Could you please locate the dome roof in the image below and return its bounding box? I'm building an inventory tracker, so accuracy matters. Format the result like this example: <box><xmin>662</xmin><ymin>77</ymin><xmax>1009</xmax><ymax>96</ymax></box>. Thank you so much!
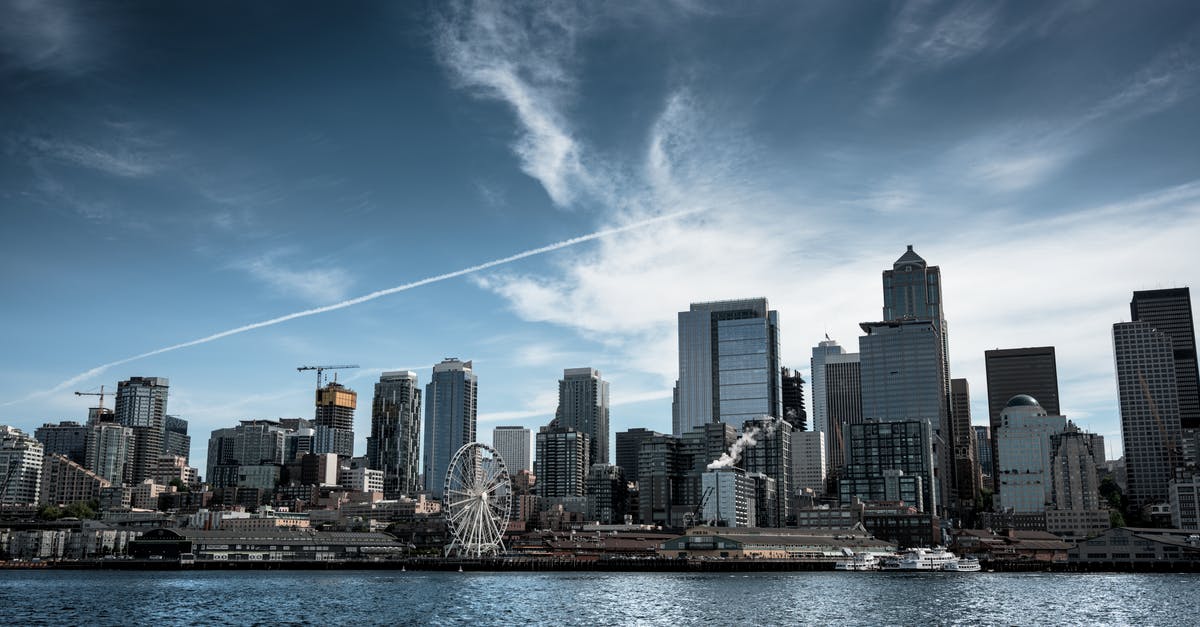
<box><xmin>1005</xmin><ymin>394</ymin><xmax>1041</xmax><ymax>408</ymax></box>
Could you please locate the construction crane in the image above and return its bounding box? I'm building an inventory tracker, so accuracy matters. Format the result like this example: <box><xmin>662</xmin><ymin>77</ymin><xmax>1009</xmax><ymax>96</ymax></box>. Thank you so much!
<box><xmin>687</xmin><ymin>486</ymin><xmax>715</xmax><ymax>528</ymax></box>
<box><xmin>0</xmin><ymin>460</ymin><xmax>18</xmax><ymax>503</ymax></box>
<box><xmin>297</xmin><ymin>364</ymin><xmax>359</xmax><ymax>388</ymax></box>
<box><xmin>75</xmin><ymin>385</ymin><xmax>111</xmax><ymax>419</ymax></box>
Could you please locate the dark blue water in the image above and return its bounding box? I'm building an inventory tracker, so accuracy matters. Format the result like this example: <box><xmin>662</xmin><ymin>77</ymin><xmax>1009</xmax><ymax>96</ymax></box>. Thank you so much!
<box><xmin>0</xmin><ymin>570</ymin><xmax>1196</xmax><ymax>625</ymax></box>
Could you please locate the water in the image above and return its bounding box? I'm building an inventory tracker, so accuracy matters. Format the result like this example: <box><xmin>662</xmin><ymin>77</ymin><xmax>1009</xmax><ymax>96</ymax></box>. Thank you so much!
<box><xmin>0</xmin><ymin>570</ymin><xmax>1196</xmax><ymax>625</ymax></box>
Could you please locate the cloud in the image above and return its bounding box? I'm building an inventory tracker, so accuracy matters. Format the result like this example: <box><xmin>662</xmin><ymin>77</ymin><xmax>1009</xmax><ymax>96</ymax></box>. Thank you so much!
<box><xmin>876</xmin><ymin>1</ymin><xmax>1000</xmax><ymax>70</ymax></box>
<box><xmin>235</xmin><ymin>252</ymin><xmax>355</xmax><ymax>304</ymax></box>
<box><xmin>0</xmin><ymin>0</ymin><xmax>94</xmax><ymax>75</ymax></box>
<box><xmin>1086</xmin><ymin>35</ymin><xmax>1200</xmax><ymax>124</ymax></box>
<box><xmin>27</xmin><ymin>136</ymin><xmax>159</xmax><ymax>178</ymax></box>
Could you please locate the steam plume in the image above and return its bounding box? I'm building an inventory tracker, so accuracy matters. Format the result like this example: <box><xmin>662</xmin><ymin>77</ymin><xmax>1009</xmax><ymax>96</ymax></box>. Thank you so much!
<box><xmin>706</xmin><ymin>416</ymin><xmax>786</xmax><ymax>470</ymax></box>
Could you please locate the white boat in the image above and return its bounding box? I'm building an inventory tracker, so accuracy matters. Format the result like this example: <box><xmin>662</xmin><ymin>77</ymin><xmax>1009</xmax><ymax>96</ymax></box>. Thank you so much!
<box><xmin>943</xmin><ymin>557</ymin><xmax>981</xmax><ymax>572</ymax></box>
<box><xmin>895</xmin><ymin>547</ymin><xmax>960</xmax><ymax>571</ymax></box>
<box><xmin>834</xmin><ymin>552</ymin><xmax>881</xmax><ymax>571</ymax></box>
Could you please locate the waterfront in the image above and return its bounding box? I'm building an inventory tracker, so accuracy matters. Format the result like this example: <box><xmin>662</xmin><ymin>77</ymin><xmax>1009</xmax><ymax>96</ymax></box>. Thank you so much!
<box><xmin>1</xmin><ymin>570</ymin><xmax>1196</xmax><ymax>625</ymax></box>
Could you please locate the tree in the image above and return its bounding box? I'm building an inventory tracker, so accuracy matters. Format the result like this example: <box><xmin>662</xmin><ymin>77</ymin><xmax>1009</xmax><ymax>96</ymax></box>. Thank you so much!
<box><xmin>169</xmin><ymin>478</ymin><xmax>190</xmax><ymax>493</ymax></box>
<box><xmin>37</xmin><ymin>504</ymin><xmax>63</xmax><ymax>521</ymax></box>
<box><xmin>63</xmin><ymin>501</ymin><xmax>97</xmax><ymax>520</ymax></box>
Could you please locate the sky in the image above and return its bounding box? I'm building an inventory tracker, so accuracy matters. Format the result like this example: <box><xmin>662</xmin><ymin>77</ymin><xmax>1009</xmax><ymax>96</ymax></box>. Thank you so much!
<box><xmin>2</xmin><ymin>0</ymin><xmax>1199</xmax><ymax>471</ymax></box>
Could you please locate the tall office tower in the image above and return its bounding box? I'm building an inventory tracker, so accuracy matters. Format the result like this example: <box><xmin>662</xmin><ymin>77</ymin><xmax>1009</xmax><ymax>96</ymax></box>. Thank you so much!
<box><xmin>423</xmin><ymin>358</ymin><xmax>478</xmax><ymax>498</ymax></box>
<box><xmin>85</xmin><ymin>422</ymin><xmax>134</xmax><ymax>486</ymax></box>
<box><xmin>984</xmin><ymin>347</ymin><xmax>1060</xmax><ymax>490</ymax></box>
<box><xmin>34</xmin><ymin>421</ymin><xmax>88</xmax><ymax>465</ymax></box>
<box><xmin>791</xmin><ymin>430</ymin><xmax>826</xmax><ymax>495</ymax></box>
<box><xmin>367</xmin><ymin>371</ymin><xmax>422</xmax><ymax>498</ymax></box>
<box><xmin>1131</xmin><ymin>288</ymin><xmax>1199</xmax><ymax>430</ymax></box>
<box><xmin>163</xmin><ymin>415</ymin><xmax>190</xmax><ymax>462</ymax></box>
<box><xmin>780</xmin><ymin>368</ymin><xmax>807</xmax><ymax>431</ymax></box>
<box><xmin>824</xmin><ymin>353</ymin><xmax>862</xmax><ymax>480</ymax></box>
<box><xmin>314</xmin><ymin>381</ymin><xmax>357</xmax><ymax>458</ymax></box>
<box><xmin>205</xmin><ymin>420</ymin><xmax>289</xmax><ymax>489</ymax></box>
<box><xmin>40</xmin><ymin>454</ymin><xmax>110</xmax><ymax>507</ymax></box>
<box><xmin>586</xmin><ymin>463</ymin><xmax>628</xmax><ymax>524</ymax></box>
<box><xmin>0</xmin><ymin>426</ymin><xmax>43</xmax><ymax>505</ymax></box>
<box><xmin>492</xmin><ymin>426</ymin><xmax>531</xmax><ymax>474</ymax></box>
<box><xmin>950</xmin><ymin>378</ymin><xmax>980</xmax><ymax>506</ymax></box>
<box><xmin>974</xmin><ymin>426</ymin><xmax>994</xmax><ymax>479</ymax></box>
<box><xmin>637</xmin><ymin>433</ymin><xmax>686</xmax><ymax>526</ymax></box>
<box><xmin>556</xmin><ymin>368</ymin><xmax>610</xmax><ymax>464</ymax></box>
<box><xmin>882</xmin><ymin>245</ymin><xmax>949</xmax><ymax>388</ymax></box>
<box><xmin>681</xmin><ymin>422</ymin><xmax>739</xmax><ymax>508</ymax></box>
<box><xmin>534</xmin><ymin>425</ymin><xmax>590</xmax><ymax>498</ymax></box>
<box><xmin>995</xmin><ymin>395</ymin><xmax>1066</xmax><ymax>513</ymax></box>
<box><xmin>615</xmin><ymin>428</ymin><xmax>662</xmax><ymax>484</ymax></box>
<box><xmin>811</xmin><ymin>337</ymin><xmax>848</xmax><ymax>443</ymax></box>
<box><xmin>676</xmin><ymin>298</ymin><xmax>782</xmax><ymax>434</ymax></box>
<box><xmin>115</xmin><ymin>376</ymin><xmax>169</xmax><ymax>484</ymax></box>
<box><xmin>740</xmin><ymin>418</ymin><xmax>792</xmax><ymax>527</ymax></box>
<box><xmin>839</xmin><ymin>421</ymin><xmax>933</xmax><ymax>511</ymax></box>
<box><xmin>859</xmin><ymin>319</ymin><xmax>951</xmax><ymax>515</ymax></box>
<box><xmin>1113</xmin><ymin>321</ymin><xmax>1184</xmax><ymax>510</ymax></box>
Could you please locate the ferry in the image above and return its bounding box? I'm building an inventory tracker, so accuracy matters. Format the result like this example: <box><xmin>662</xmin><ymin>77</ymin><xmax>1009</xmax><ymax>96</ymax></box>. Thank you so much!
<box><xmin>895</xmin><ymin>547</ymin><xmax>960</xmax><ymax>571</ymax></box>
<box><xmin>942</xmin><ymin>557</ymin><xmax>981</xmax><ymax>572</ymax></box>
<box><xmin>834</xmin><ymin>551</ymin><xmax>881</xmax><ymax>571</ymax></box>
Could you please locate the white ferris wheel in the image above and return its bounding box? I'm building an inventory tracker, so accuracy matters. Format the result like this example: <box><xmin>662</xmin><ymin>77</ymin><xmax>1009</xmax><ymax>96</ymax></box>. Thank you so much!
<box><xmin>443</xmin><ymin>442</ymin><xmax>511</xmax><ymax>557</ymax></box>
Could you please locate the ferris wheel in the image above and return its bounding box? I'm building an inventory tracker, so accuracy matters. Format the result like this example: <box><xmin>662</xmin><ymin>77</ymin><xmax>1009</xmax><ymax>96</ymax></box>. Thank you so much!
<box><xmin>443</xmin><ymin>442</ymin><xmax>511</xmax><ymax>557</ymax></box>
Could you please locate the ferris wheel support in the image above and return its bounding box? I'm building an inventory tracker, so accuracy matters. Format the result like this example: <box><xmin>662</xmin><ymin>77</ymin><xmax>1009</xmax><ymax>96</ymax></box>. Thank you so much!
<box><xmin>443</xmin><ymin>442</ymin><xmax>511</xmax><ymax>557</ymax></box>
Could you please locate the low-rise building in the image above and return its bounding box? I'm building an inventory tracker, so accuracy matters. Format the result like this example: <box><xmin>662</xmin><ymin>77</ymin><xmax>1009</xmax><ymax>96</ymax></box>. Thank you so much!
<box><xmin>129</xmin><ymin>528</ymin><xmax>408</xmax><ymax>561</ymax></box>
<box><xmin>1069</xmin><ymin>527</ymin><xmax>1200</xmax><ymax>568</ymax></box>
<box><xmin>952</xmin><ymin>529</ymin><xmax>1071</xmax><ymax>564</ymax></box>
<box><xmin>658</xmin><ymin>526</ymin><xmax>895</xmax><ymax>561</ymax></box>
<box><xmin>1169</xmin><ymin>475</ymin><xmax>1200</xmax><ymax>530</ymax></box>
<box><xmin>40</xmin><ymin>454</ymin><xmax>111</xmax><ymax>507</ymax></box>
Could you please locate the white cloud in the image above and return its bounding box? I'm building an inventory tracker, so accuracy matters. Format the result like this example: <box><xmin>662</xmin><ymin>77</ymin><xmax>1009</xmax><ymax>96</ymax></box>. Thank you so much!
<box><xmin>235</xmin><ymin>252</ymin><xmax>354</xmax><ymax>305</ymax></box>
<box><xmin>28</xmin><ymin>136</ymin><xmax>159</xmax><ymax>178</ymax></box>
<box><xmin>0</xmin><ymin>0</ymin><xmax>94</xmax><ymax>74</ymax></box>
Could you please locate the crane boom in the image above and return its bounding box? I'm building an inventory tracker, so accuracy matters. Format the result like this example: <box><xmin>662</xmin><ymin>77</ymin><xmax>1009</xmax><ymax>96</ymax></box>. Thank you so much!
<box><xmin>297</xmin><ymin>364</ymin><xmax>360</xmax><ymax>388</ymax></box>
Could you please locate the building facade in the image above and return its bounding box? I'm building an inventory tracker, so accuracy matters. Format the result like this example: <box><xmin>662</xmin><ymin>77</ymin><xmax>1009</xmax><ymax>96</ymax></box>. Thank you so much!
<box><xmin>0</xmin><ymin>426</ymin><xmax>44</xmax><ymax>505</ymax></box>
<box><xmin>422</xmin><ymin>358</ymin><xmax>478</xmax><ymax>499</ymax></box>
<box><xmin>163</xmin><ymin>415</ymin><xmax>191</xmax><ymax>462</ymax></box>
<box><xmin>34</xmin><ymin>421</ymin><xmax>89</xmax><ymax>466</ymax></box>
<box><xmin>314</xmin><ymin>382</ymin><xmax>357</xmax><ymax>458</ymax></box>
<box><xmin>556</xmin><ymin>368</ymin><xmax>610</xmax><ymax>465</ymax></box>
<box><xmin>1131</xmin><ymin>288</ymin><xmax>1199</xmax><ymax>431</ymax></box>
<box><xmin>615</xmin><ymin>428</ymin><xmax>661</xmax><ymax>485</ymax></box>
<box><xmin>974</xmin><ymin>426</ymin><xmax>994</xmax><ymax>479</ymax></box>
<box><xmin>984</xmin><ymin>347</ymin><xmax>1061</xmax><ymax>489</ymax></box>
<box><xmin>114</xmin><ymin>376</ymin><xmax>169</xmax><ymax>484</ymax></box>
<box><xmin>780</xmin><ymin>367</ymin><xmax>807</xmax><ymax>431</ymax></box>
<box><xmin>791</xmin><ymin>430</ymin><xmax>826</xmax><ymax>495</ymax></box>
<box><xmin>740</xmin><ymin>418</ymin><xmax>791</xmax><ymax>527</ymax></box>
<box><xmin>492</xmin><ymin>426</ymin><xmax>531</xmax><ymax>474</ymax></box>
<box><xmin>810</xmin><ymin>337</ymin><xmax>848</xmax><ymax>450</ymax></box>
<box><xmin>995</xmin><ymin>395</ymin><xmax>1066</xmax><ymax>514</ymax></box>
<box><xmin>534</xmin><ymin>426</ymin><xmax>590</xmax><ymax>499</ymax></box>
<box><xmin>40</xmin><ymin>454</ymin><xmax>111</xmax><ymax>507</ymax></box>
<box><xmin>824</xmin><ymin>353</ymin><xmax>861</xmax><ymax>481</ymax></box>
<box><xmin>839</xmin><ymin>420</ymin><xmax>932</xmax><ymax>512</ymax></box>
<box><xmin>367</xmin><ymin>371</ymin><xmax>422</xmax><ymax>498</ymax></box>
<box><xmin>86</xmin><ymin>422</ymin><xmax>134</xmax><ymax>486</ymax></box>
<box><xmin>950</xmin><ymin>378</ymin><xmax>980</xmax><ymax>507</ymax></box>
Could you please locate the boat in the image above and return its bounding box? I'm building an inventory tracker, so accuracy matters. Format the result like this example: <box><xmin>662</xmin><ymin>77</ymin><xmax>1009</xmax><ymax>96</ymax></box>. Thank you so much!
<box><xmin>895</xmin><ymin>547</ymin><xmax>960</xmax><ymax>571</ymax></box>
<box><xmin>834</xmin><ymin>551</ymin><xmax>881</xmax><ymax>571</ymax></box>
<box><xmin>943</xmin><ymin>557</ymin><xmax>981</xmax><ymax>572</ymax></box>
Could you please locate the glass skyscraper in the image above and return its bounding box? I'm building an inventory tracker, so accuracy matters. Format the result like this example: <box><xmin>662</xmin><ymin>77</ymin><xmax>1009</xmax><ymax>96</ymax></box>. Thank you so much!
<box><xmin>1131</xmin><ymin>287</ymin><xmax>1199</xmax><ymax>430</ymax></box>
<box><xmin>367</xmin><ymin>371</ymin><xmax>422</xmax><ymax>498</ymax></box>
<box><xmin>115</xmin><ymin>376</ymin><xmax>169</xmax><ymax>484</ymax></box>
<box><xmin>422</xmin><ymin>358</ymin><xmax>478</xmax><ymax>499</ymax></box>
<box><xmin>675</xmin><ymin>298</ymin><xmax>781</xmax><ymax>434</ymax></box>
<box><xmin>1113</xmin><ymin>321</ymin><xmax>1183</xmax><ymax>510</ymax></box>
<box><xmin>555</xmin><ymin>367</ymin><xmax>610</xmax><ymax>464</ymax></box>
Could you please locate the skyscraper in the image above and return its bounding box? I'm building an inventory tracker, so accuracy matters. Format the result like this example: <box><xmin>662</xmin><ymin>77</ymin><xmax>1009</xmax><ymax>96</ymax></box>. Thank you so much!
<box><xmin>676</xmin><ymin>298</ymin><xmax>781</xmax><ymax>434</ymax></box>
<box><xmin>950</xmin><ymin>378</ymin><xmax>980</xmax><ymax>506</ymax></box>
<box><xmin>163</xmin><ymin>415</ymin><xmax>191</xmax><ymax>462</ymax></box>
<box><xmin>984</xmin><ymin>346</ymin><xmax>1060</xmax><ymax>490</ymax></box>
<box><xmin>974</xmin><ymin>426</ymin><xmax>994</xmax><ymax>479</ymax></box>
<box><xmin>740</xmin><ymin>418</ymin><xmax>792</xmax><ymax>527</ymax></box>
<box><xmin>882</xmin><ymin>245</ymin><xmax>950</xmax><ymax>400</ymax></box>
<box><xmin>423</xmin><ymin>358</ymin><xmax>478</xmax><ymax>499</ymax></box>
<box><xmin>0</xmin><ymin>426</ymin><xmax>43</xmax><ymax>506</ymax></box>
<box><xmin>824</xmin><ymin>353</ymin><xmax>861</xmax><ymax>480</ymax></box>
<box><xmin>206</xmin><ymin>420</ymin><xmax>290</xmax><ymax>489</ymax></box>
<box><xmin>791</xmin><ymin>430</ymin><xmax>826</xmax><ymax>495</ymax></box>
<box><xmin>1113</xmin><ymin>321</ymin><xmax>1183</xmax><ymax>510</ymax></box>
<box><xmin>367</xmin><ymin>371</ymin><xmax>422</xmax><ymax>498</ymax></box>
<box><xmin>810</xmin><ymin>337</ymin><xmax>847</xmax><ymax>443</ymax></box>
<box><xmin>1131</xmin><ymin>288</ymin><xmax>1199</xmax><ymax>430</ymax></box>
<box><xmin>34</xmin><ymin>421</ymin><xmax>88</xmax><ymax>465</ymax></box>
<box><xmin>615</xmin><ymin>428</ymin><xmax>661</xmax><ymax>484</ymax></box>
<box><xmin>555</xmin><ymin>368</ymin><xmax>610</xmax><ymax>464</ymax></box>
<box><xmin>492</xmin><ymin>425</ymin><xmax>531</xmax><ymax>473</ymax></box>
<box><xmin>86</xmin><ymin>421</ymin><xmax>134</xmax><ymax>486</ymax></box>
<box><xmin>780</xmin><ymin>367</ymin><xmax>807</xmax><ymax>431</ymax></box>
<box><xmin>314</xmin><ymin>381</ymin><xmax>357</xmax><ymax>458</ymax></box>
<box><xmin>995</xmin><ymin>395</ymin><xmax>1066</xmax><ymax>513</ymax></box>
<box><xmin>115</xmin><ymin>376</ymin><xmax>169</xmax><ymax>484</ymax></box>
<box><xmin>534</xmin><ymin>425</ymin><xmax>590</xmax><ymax>499</ymax></box>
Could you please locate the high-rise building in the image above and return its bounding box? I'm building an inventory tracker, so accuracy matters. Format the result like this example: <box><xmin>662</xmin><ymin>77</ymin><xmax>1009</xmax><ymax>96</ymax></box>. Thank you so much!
<box><xmin>1113</xmin><ymin>321</ymin><xmax>1184</xmax><ymax>510</ymax></box>
<box><xmin>1046</xmin><ymin>422</ymin><xmax>1110</xmax><ymax>539</ymax></box>
<box><xmin>85</xmin><ymin>422</ymin><xmax>134</xmax><ymax>486</ymax></box>
<box><xmin>1131</xmin><ymin>288</ymin><xmax>1199</xmax><ymax>430</ymax></box>
<box><xmin>681</xmin><ymin>422</ymin><xmax>738</xmax><ymax>508</ymax></box>
<box><xmin>882</xmin><ymin>245</ymin><xmax>949</xmax><ymax>387</ymax></box>
<box><xmin>984</xmin><ymin>347</ymin><xmax>1060</xmax><ymax>490</ymax></box>
<box><xmin>1</xmin><ymin>426</ymin><xmax>44</xmax><ymax>505</ymax></box>
<box><xmin>824</xmin><ymin>353</ymin><xmax>861</xmax><ymax>480</ymax></box>
<box><xmin>859</xmin><ymin>319</ymin><xmax>950</xmax><ymax>514</ymax></box>
<box><xmin>995</xmin><ymin>395</ymin><xmax>1066</xmax><ymax>513</ymax></box>
<box><xmin>556</xmin><ymin>368</ymin><xmax>610</xmax><ymax>464</ymax></box>
<box><xmin>492</xmin><ymin>426</ymin><xmax>531</xmax><ymax>474</ymax></box>
<box><xmin>950</xmin><ymin>378</ymin><xmax>980</xmax><ymax>506</ymax></box>
<box><xmin>534</xmin><ymin>425</ymin><xmax>590</xmax><ymax>499</ymax></box>
<box><xmin>615</xmin><ymin>428</ymin><xmax>661</xmax><ymax>484</ymax></box>
<box><xmin>810</xmin><ymin>337</ymin><xmax>847</xmax><ymax>445</ymax></box>
<box><xmin>740</xmin><ymin>418</ymin><xmax>792</xmax><ymax>527</ymax></box>
<box><xmin>840</xmin><ymin>420</ymin><xmax>933</xmax><ymax>512</ymax></box>
<box><xmin>701</xmin><ymin>467</ymin><xmax>757</xmax><ymax>527</ymax></box>
<box><xmin>115</xmin><ymin>376</ymin><xmax>169</xmax><ymax>484</ymax></box>
<box><xmin>791</xmin><ymin>430</ymin><xmax>826</xmax><ymax>495</ymax></box>
<box><xmin>585</xmin><ymin>463</ymin><xmax>628</xmax><ymax>524</ymax></box>
<box><xmin>974</xmin><ymin>426</ymin><xmax>994</xmax><ymax>479</ymax></box>
<box><xmin>314</xmin><ymin>381</ymin><xmax>357</xmax><ymax>458</ymax></box>
<box><xmin>34</xmin><ymin>421</ymin><xmax>88</xmax><ymax>465</ymax></box>
<box><xmin>676</xmin><ymin>298</ymin><xmax>781</xmax><ymax>434</ymax></box>
<box><xmin>40</xmin><ymin>454</ymin><xmax>110</xmax><ymax>507</ymax></box>
<box><xmin>637</xmin><ymin>434</ymin><xmax>687</xmax><ymax>526</ymax></box>
<box><xmin>163</xmin><ymin>415</ymin><xmax>190</xmax><ymax>462</ymax></box>
<box><xmin>780</xmin><ymin>367</ymin><xmax>807</xmax><ymax>431</ymax></box>
<box><xmin>422</xmin><ymin>358</ymin><xmax>478</xmax><ymax>499</ymax></box>
<box><xmin>367</xmin><ymin>371</ymin><xmax>422</xmax><ymax>498</ymax></box>
<box><xmin>206</xmin><ymin>420</ymin><xmax>290</xmax><ymax>489</ymax></box>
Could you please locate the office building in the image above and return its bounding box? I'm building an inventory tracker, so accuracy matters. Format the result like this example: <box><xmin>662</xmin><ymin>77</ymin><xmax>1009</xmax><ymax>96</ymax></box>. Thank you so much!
<box><xmin>492</xmin><ymin>426</ymin><xmax>531</xmax><ymax>474</ymax></box>
<box><xmin>86</xmin><ymin>422</ymin><xmax>134</xmax><ymax>486</ymax></box>
<box><xmin>1169</xmin><ymin>475</ymin><xmax>1200</xmax><ymax>530</ymax></box>
<box><xmin>995</xmin><ymin>395</ymin><xmax>1066</xmax><ymax>513</ymax></box>
<box><xmin>811</xmin><ymin>337</ymin><xmax>848</xmax><ymax>445</ymax></box>
<box><xmin>681</xmin><ymin>422</ymin><xmax>739</xmax><ymax>508</ymax></box>
<box><xmin>824</xmin><ymin>353</ymin><xmax>861</xmax><ymax>480</ymax></box>
<box><xmin>1113</xmin><ymin>321</ymin><xmax>1184</xmax><ymax>510</ymax></box>
<box><xmin>40</xmin><ymin>454</ymin><xmax>110</xmax><ymax>507</ymax></box>
<box><xmin>556</xmin><ymin>367</ymin><xmax>610</xmax><ymax>464</ymax></box>
<box><xmin>839</xmin><ymin>421</ymin><xmax>933</xmax><ymax>512</ymax></box>
<box><xmin>34</xmin><ymin>421</ymin><xmax>88</xmax><ymax>465</ymax></box>
<box><xmin>740</xmin><ymin>418</ymin><xmax>792</xmax><ymax>527</ymax></box>
<box><xmin>314</xmin><ymin>381</ymin><xmax>357</xmax><ymax>458</ymax></box>
<box><xmin>367</xmin><ymin>371</ymin><xmax>422</xmax><ymax>498</ymax></box>
<box><xmin>1131</xmin><ymin>288</ymin><xmax>1199</xmax><ymax>430</ymax></box>
<box><xmin>859</xmin><ymin>319</ymin><xmax>950</xmax><ymax>514</ymax></box>
<box><xmin>163</xmin><ymin>415</ymin><xmax>191</xmax><ymax>462</ymax></box>
<box><xmin>586</xmin><ymin>463</ymin><xmax>628</xmax><ymax>524</ymax></box>
<box><xmin>534</xmin><ymin>425</ymin><xmax>590</xmax><ymax>499</ymax></box>
<box><xmin>637</xmin><ymin>434</ymin><xmax>687</xmax><ymax>526</ymax></box>
<box><xmin>702</xmin><ymin>467</ymin><xmax>757</xmax><ymax>527</ymax></box>
<box><xmin>154</xmin><ymin>455</ymin><xmax>199</xmax><ymax>489</ymax></box>
<box><xmin>0</xmin><ymin>426</ymin><xmax>44</xmax><ymax>505</ymax></box>
<box><xmin>615</xmin><ymin>428</ymin><xmax>661</xmax><ymax>484</ymax></box>
<box><xmin>984</xmin><ymin>347</ymin><xmax>1060</xmax><ymax>489</ymax></box>
<box><xmin>975</xmin><ymin>426</ymin><xmax>994</xmax><ymax>479</ymax></box>
<box><xmin>206</xmin><ymin>420</ymin><xmax>290</xmax><ymax>489</ymax></box>
<box><xmin>675</xmin><ymin>298</ymin><xmax>782</xmax><ymax>434</ymax></box>
<box><xmin>422</xmin><ymin>358</ymin><xmax>478</xmax><ymax>499</ymax></box>
<box><xmin>791</xmin><ymin>430</ymin><xmax>826</xmax><ymax>495</ymax></box>
<box><xmin>781</xmin><ymin>367</ymin><xmax>807</xmax><ymax>431</ymax></box>
<box><xmin>882</xmin><ymin>245</ymin><xmax>949</xmax><ymax>387</ymax></box>
<box><xmin>950</xmin><ymin>378</ymin><xmax>980</xmax><ymax>506</ymax></box>
<box><xmin>115</xmin><ymin>376</ymin><xmax>169</xmax><ymax>484</ymax></box>
<box><xmin>1046</xmin><ymin>422</ymin><xmax>1109</xmax><ymax>538</ymax></box>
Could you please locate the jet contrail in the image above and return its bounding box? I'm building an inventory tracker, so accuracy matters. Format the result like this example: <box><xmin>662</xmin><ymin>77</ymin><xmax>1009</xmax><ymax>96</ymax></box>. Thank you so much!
<box><xmin>14</xmin><ymin>210</ymin><xmax>699</xmax><ymax>405</ymax></box>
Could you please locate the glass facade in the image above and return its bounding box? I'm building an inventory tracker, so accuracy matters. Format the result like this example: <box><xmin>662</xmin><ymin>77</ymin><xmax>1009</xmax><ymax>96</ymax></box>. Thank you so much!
<box><xmin>422</xmin><ymin>358</ymin><xmax>478</xmax><ymax>499</ymax></box>
<box><xmin>367</xmin><ymin>371</ymin><xmax>422</xmax><ymax>498</ymax></box>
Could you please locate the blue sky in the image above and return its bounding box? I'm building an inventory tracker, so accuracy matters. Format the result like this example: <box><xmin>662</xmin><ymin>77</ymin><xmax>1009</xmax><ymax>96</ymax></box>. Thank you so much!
<box><xmin>2</xmin><ymin>0</ymin><xmax>1199</xmax><ymax>468</ymax></box>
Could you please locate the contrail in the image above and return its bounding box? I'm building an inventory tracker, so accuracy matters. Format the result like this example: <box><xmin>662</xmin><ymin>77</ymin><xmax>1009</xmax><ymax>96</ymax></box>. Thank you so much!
<box><xmin>12</xmin><ymin>210</ymin><xmax>698</xmax><ymax>406</ymax></box>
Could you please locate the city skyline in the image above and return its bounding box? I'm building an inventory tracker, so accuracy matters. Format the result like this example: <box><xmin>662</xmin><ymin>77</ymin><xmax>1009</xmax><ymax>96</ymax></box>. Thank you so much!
<box><xmin>3</xmin><ymin>2</ymin><xmax>1200</xmax><ymax>468</ymax></box>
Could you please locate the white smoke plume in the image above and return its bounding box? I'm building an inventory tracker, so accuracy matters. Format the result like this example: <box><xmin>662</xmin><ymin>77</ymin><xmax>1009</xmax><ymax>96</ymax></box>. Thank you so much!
<box><xmin>706</xmin><ymin>415</ymin><xmax>787</xmax><ymax>471</ymax></box>
<box><xmin>8</xmin><ymin>210</ymin><xmax>700</xmax><ymax>406</ymax></box>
